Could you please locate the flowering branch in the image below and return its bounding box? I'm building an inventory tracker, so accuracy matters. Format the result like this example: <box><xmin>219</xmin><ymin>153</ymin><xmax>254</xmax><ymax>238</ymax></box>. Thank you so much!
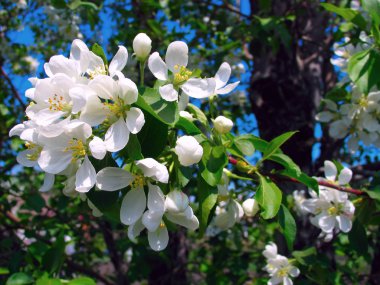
<box><xmin>227</xmin><ymin>156</ymin><xmax>366</xmax><ymax>196</ymax></box>
<box><xmin>0</xmin><ymin>66</ymin><xmax>26</xmax><ymax>109</ymax></box>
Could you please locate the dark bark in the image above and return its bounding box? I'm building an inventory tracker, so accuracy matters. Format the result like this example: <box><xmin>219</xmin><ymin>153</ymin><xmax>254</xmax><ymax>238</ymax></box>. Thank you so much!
<box><xmin>249</xmin><ymin>0</ymin><xmax>337</xmax><ymax>172</ymax></box>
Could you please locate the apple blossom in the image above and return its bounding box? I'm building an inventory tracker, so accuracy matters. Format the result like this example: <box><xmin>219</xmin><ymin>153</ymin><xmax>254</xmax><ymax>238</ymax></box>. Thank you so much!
<box><xmin>175</xmin><ymin>136</ymin><xmax>203</xmax><ymax>166</ymax></box>
<box><xmin>242</xmin><ymin>198</ymin><xmax>259</xmax><ymax>217</ymax></box>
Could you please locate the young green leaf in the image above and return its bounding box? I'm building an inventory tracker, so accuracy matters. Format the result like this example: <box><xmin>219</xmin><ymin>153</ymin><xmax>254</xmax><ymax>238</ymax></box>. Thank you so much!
<box><xmin>262</xmin><ymin>131</ymin><xmax>297</xmax><ymax>161</ymax></box>
<box><xmin>320</xmin><ymin>3</ymin><xmax>368</xmax><ymax>30</ymax></box>
<box><xmin>256</xmin><ymin>174</ymin><xmax>282</xmax><ymax>219</ymax></box>
<box><xmin>200</xmin><ymin>143</ymin><xmax>228</xmax><ymax>187</ymax></box>
<box><xmin>91</xmin><ymin>43</ymin><xmax>108</xmax><ymax>66</ymax></box>
<box><xmin>197</xmin><ymin>176</ymin><xmax>218</xmax><ymax>236</ymax></box>
<box><xmin>6</xmin><ymin>273</ymin><xmax>33</xmax><ymax>285</ymax></box>
<box><xmin>278</xmin><ymin>205</ymin><xmax>297</xmax><ymax>250</ymax></box>
<box><xmin>279</xmin><ymin>169</ymin><xmax>319</xmax><ymax>193</ymax></box>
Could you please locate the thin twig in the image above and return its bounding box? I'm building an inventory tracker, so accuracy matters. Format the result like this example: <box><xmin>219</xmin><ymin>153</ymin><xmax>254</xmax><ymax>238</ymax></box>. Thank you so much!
<box><xmin>0</xmin><ymin>66</ymin><xmax>26</xmax><ymax>109</ymax></box>
<box><xmin>228</xmin><ymin>156</ymin><xmax>366</xmax><ymax>196</ymax></box>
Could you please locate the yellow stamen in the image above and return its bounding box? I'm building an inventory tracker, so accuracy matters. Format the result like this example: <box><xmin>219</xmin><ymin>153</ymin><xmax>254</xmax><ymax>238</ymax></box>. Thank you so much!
<box><xmin>88</xmin><ymin>66</ymin><xmax>107</xmax><ymax>79</ymax></box>
<box><xmin>25</xmin><ymin>142</ymin><xmax>42</xmax><ymax>161</ymax></box>
<box><xmin>132</xmin><ymin>175</ymin><xmax>145</xmax><ymax>188</ymax></box>
<box><xmin>48</xmin><ymin>94</ymin><xmax>65</xmax><ymax>111</ymax></box>
<box><xmin>64</xmin><ymin>139</ymin><xmax>86</xmax><ymax>162</ymax></box>
<box><xmin>173</xmin><ymin>66</ymin><xmax>192</xmax><ymax>86</ymax></box>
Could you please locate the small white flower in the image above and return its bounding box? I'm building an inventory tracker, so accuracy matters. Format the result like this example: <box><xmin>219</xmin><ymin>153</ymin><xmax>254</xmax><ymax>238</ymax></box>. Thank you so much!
<box><xmin>263</xmin><ymin>242</ymin><xmax>300</xmax><ymax>285</ymax></box>
<box><xmin>133</xmin><ymin>33</ymin><xmax>152</xmax><ymax>60</ymax></box>
<box><xmin>213</xmin><ymin>115</ymin><xmax>233</xmax><ymax>134</ymax></box>
<box><xmin>174</xmin><ymin>136</ymin><xmax>203</xmax><ymax>166</ymax></box>
<box><xmin>148</xmin><ymin>41</ymin><xmax>216</xmax><ymax>102</ymax></box>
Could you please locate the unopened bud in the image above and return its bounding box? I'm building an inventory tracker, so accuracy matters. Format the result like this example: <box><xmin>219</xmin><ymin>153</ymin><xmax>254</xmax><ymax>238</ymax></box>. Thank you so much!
<box><xmin>242</xmin><ymin>198</ymin><xmax>259</xmax><ymax>217</ymax></box>
<box><xmin>213</xmin><ymin>116</ymin><xmax>233</xmax><ymax>134</ymax></box>
<box><xmin>133</xmin><ymin>33</ymin><xmax>152</xmax><ymax>60</ymax></box>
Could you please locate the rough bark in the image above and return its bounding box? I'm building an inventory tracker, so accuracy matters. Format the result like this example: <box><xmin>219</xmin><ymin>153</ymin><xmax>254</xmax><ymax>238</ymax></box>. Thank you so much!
<box><xmin>249</xmin><ymin>0</ymin><xmax>337</xmax><ymax>172</ymax></box>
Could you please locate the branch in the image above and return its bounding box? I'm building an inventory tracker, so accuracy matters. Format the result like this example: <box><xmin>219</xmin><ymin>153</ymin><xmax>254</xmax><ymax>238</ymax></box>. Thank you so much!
<box><xmin>0</xmin><ymin>66</ymin><xmax>26</xmax><ymax>109</ymax></box>
<box><xmin>228</xmin><ymin>156</ymin><xmax>366</xmax><ymax>196</ymax></box>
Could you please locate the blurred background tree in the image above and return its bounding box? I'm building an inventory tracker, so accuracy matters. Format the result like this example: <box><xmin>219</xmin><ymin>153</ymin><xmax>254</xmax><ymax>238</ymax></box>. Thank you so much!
<box><xmin>1</xmin><ymin>0</ymin><xmax>379</xmax><ymax>284</ymax></box>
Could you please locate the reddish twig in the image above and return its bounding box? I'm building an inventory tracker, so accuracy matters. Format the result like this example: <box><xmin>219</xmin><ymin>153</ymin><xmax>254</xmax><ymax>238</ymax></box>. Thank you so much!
<box><xmin>228</xmin><ymin>156</ymin><xmax>366</xmax><ymax>196</ymax></box>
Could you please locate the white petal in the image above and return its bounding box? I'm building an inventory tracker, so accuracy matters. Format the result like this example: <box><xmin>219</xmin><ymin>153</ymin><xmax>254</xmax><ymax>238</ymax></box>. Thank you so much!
<box><xmin>69</xmin><ymin>86</ymin><xmax>88</xmax><ymax>114</ymax></box>
<box><xmin>319</xmin><ymin>215</ymin><xmax>336</xmax><ymax>233</ymax></box>
<box><xmin>215</xmin><ymin>62</ymin><xmax>231</xmax><ymax>89</ymax></box>
<box><xmin>104</xmin><ymin>118</ymin><xmax>130</xmax><ymax>152</ymax></box>
<box><xmin>148</xmin><ymin>52</ymin><xmax>168</xmax><ymax>81</ymax></box>
<box><xmin>136</xmin><ymin>158</ymin><xmax>169</xmax><ymax>183</ymax></box>
<box><xmin>89</xmin><ymin>75</ymin><xmax>116</xmax><ymax>100</ymax></box>
<box><xmin>159</xmin><ymin>84</ymin><xmax>178</xmax><ymax>101</ymax></box>
<box><xmin>126</xmin><ymin>107</ymin><xmax>145</xmax><ymax>134</ymax></box>
<box><xmin>39</xmin><ymin>173</ymin><xmax>55</xmax><ymax>192</ymax></box>
<box><xmin>147</xmin><ymin>184</ymin><xmax>165</xmax><ymax>214</ymax></box>
<box><xmin>79</xmin><ymin>96</ymin><xmax>106</xmax><ymax>126</ymax></box>
<box><xmin>109</xmin><ymin>45</ymin><xmax>128</xmax><ymax>75</ymax></box>
<box><xmin>38</xmin><ymin>149</ymin><xmax>72</xmax><ymax>174</ymax></box>
<box><xmin>315</xmin><ymin>111</ymin><xmax>334</xmax><ymax>122</ymax></box>
<box><xmin>216</xmin><ymin>81</ymin><xmax>240</xmax><ymax>95</ymax></box>
<box><xmin>178</xmin><ymin>94</ymin><xmax>189</xmax><ymax>111</ymax></box>
<box><xmin>75</xmin><ymin>156</ymin><xmax>96</xmax><ymax>193</ymax></box>
<box><xmin>337</xmin><ymin>215</ymin><xmax>352</xmax><ymax>233</ymax></box>
<box><xmin>127</xmin><ymin>219</ymin><xmax>145</xmax><ymax>242</ymax></box>
<box><xmin>148</xmin><ymin>225</ymin><xmax>169</xmax><ymax>251</ymax></box>
<box><xmin>289</xmin><ymin>266</ymin><xmax>300</xmax><ymax>277</ymax></box>
<box><xmin>25</xmin><ymin>88</ymin><xmax>35</xmax><ymax>100</ymax></box>
<box><xmin>70</xmin><ymin>39</ymin><xmax>90</xmax><ymax>73</ymax></box>
<box><xmin>181</xmin><ymin>78</ymin><xmax>216</xmax><ymax>99</ymax></box>
<box><xmin>142</xmin><ymin>210</ymin><xmax>163</xmax><ymax>232</ymax></box>
<box><xmin>283</xmin><ymin>277</ymin><xmax>293</xmax><ymax>285</ymax></box>
<box><xmin>17</xmin><ymin>150</ymin><xmax>38</xmax><ymax>167</ymax></box>
<box><xmin>324</xmin><ymin>160</ymin><xmax>337</xmax><ymax>181</ymax></box>
<box><xmin>165</xmin><ymin>41</ymin><xmax>188</xmax><ymax>72</ymax></box>
<box><xmin>120</xmin><ymin>187</ymin><xmax>146</xmax><ymax>225</ymax></box>
<box><xmin>166</xmin><ymin>208</ymin><xmax>199</xmax><ymax>231</ymax></box>
<box><xmin>9</xmin><ymin>124</ymin><xmax>25</xmax><ymax>137</ymax></box>
<box><xmin>96</xmin><ymin>167</ymin><xmax>133</xmax><ymax>191</ymax></box>
<box><xmin>338</xmin><ymin>168</ymin><xmax>352</xmax><ymax>185</ymax></box>
<box><xmin>87</xmin><ymin>136</ymin><xmax>106</xmax><ymax>160</ymax></box>
<box><xmin>118</xmin><ymin>78</ymin><xmax>138</xmax><ymax>104</ymax></box>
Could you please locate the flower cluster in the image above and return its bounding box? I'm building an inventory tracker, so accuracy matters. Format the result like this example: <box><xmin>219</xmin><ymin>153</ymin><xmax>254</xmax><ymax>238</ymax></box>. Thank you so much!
<box><xmin>263</xmin><ymin>242</ymin><xmax>300</xmax><ymax>285</ymax></box>
<box><xmin>10</xmin><ymin>35</ymin><xmax>239</xmax><ymax>251</ymax></box>
<box><xmin>316</xmin><ymin>88</ymin><xmax>380</xmax><ymax>152</ymax></box>
<box><xmin>301</xmin><ymin>161</ymin><xmax>355</xmax><ymax>241</ymax></box>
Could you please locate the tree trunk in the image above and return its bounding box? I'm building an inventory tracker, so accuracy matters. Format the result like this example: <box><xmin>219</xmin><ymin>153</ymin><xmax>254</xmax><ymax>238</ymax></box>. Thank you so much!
<box><xmin>249</xmin><ymin>0</ymin><xmax>337</xmax><ymax>172</ymax></box>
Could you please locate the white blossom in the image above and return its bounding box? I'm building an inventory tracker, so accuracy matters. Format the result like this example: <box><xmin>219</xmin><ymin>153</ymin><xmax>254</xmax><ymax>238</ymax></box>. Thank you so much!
<box><xmin>175</xmin><ymin>136</ymin><xmax>203</xmax><ymax>166</ymax></box>
<box><xmin>213</xmin><ymin>115</ymin><xmax>233</xmax><ymax>134</ymax></box>
<box><xmin>133</xmin><ymin>33</ymin><xmax>152</xmax><ymax>60</ymax></box>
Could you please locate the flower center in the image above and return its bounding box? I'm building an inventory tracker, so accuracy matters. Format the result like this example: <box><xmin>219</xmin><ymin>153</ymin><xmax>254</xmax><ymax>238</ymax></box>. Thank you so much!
<box><xmin>132</xmin><ymin>175</ymin><xmax>145</xmax><ymax>188</ymax></box>
<box><xmin>64</xmin><ymin>139</ymin><xmax>86</xmax><ymax>162</ymax></box>
<box><xmin>25</xmin><ymin>142</ymin><xmax>42</xmax><ymax>161</ymax></box>
<box><xmin>103</xmin><ymin>98</ymin><xmax>130</xmax><ymax>120</ymax></box>
<box><xmin>88</xmin><ymin>66</ymin><xmax>107</xmax><ymax>79</ymax></box>
<box><xmin>48</xmin><ymin>94</ymin><xmax>69</xmax><ymax>112</ymax></box>
<box><xmin>327</xmin><ymin>204</ymin><xmax>342</xmax><ymax>216</ymax></box>
<box><xmin>358</xmin><ymin>96</ymin><xmax>368</xmax><ymax>108</ymax></box>
<box><xmin>276</xmin><ymin>267</ymin><xmax>290</xmax><ymax>277</ymax></box>
<box><xmin>159</xmin><ymin>221</ymin><xmax>166</xmax><ymax>228</ymax></box>
<box><xmin>173</xmin><ymin>65</ymin><xmax>192</xmax><ymax>86</ymax></box>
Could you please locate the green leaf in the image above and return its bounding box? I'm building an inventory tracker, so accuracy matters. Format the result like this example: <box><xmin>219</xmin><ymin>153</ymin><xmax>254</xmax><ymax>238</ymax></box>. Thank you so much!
<box><xmin>292</xmin><ymin>247</ymin><xmax>317</xmax><ymax>266</ymax></box>
<box><xmin>0</xmin><ymin>267</ymin><xmax>10</xmax><ymax>275</ymax></box>
<box><xmin>197</xmin><ymin>176</ymin><xmax>218</xmax><ymax>236</ymax></box>
<box><xmin>140</xmin><ymin>87</ymin><xmax>179</xmax><ymax>125</ymax></box>
<box><xmin>41</xmin><ymin>234</ymin><xmax>65</xmax><ymax>274</ymax></box>
<box><xmin>50</xmin><ymin>0</ymin><xmax>67</xmax><ymax>9</ymax></box>
<box><xmin>268</xmin><ymin>153</ymin><xmax>301</xmax><ymax>175</ymax></box>
<box><xmin>175</xmin><ymin>117</ymin><xmax>202</xmax><ymax>135</ymax></box>
<box><xmin>233</xmin><ymin>136</ymin><xmax>255</xmax><ymax>156</ymax></box>
<box><xmin>24</xmin><ymin>193</ymin><xmax>45</xmax><ymax>212</ymax></box>
<box><xmin>348</xmin><ymin>220</ymin><xmax>368</xmax><ymax>256</ymax></box>
<box><xmin>69</xmin><ymin>0</ymin><xmax>99</xmax><ymax>10</ymax></box>
<box><xmin>362</xmin><ymin>0</ymin><xmax>380</xmax><ymax>24</ymax></box>
<box><xmin>187</xmin><ymin>103</ymin><xmax>208</xmax><ymax>125</ymax></box>
<box><xmin>278</xmin><ymin>205</ymin><xmax>297</xmax><ymax>250</ymax></box>
<box><xmin>348</xmin><ymin>49</ymin><xmax>380</xmax><ymax>94</ymax></box>
<box><xmin>364</xmin><ymin>186</ymin><xmax>380</xmax><ymax>201</ymax></box>
<box><xmin>279</xmin><ymin>169</ymin><xmax>319</xmax><ymax>193</ymax></box>
<box><xmin>262</xmin><ymin>131</ymin><xmax>297</xmax><ymax>160</ymax></box>
<box><xmin>137</xmin><ymin>111</ymin><xmax>168</xmax><ymax>158</ymax></box>
<box><xmin>255</xmin><ymin>174</ymin><xmax>282</xmax><ymax>219</ymax></box>
<box><xmin>178</xmin><ymin>166</ymin><xmax>193</xmax><ymax>187</ymax></box>
<box><xmin>124</xmin><ymin>134</ymin><xmax>143</xmax><ymax>160</ymax></box>
<box><xmin>68</xmin><ymin>277</ymin><xmax>96</xmax><ymax>285</ymax></box>
<box><xmin>36</xmin><ymin>274</ymin><xmax>62</xmax><ymax>285</ymax></box>
<box><xmin>320</xmin><ymin>3</ymin><xmax>368</xmax><ymax>30</ymax></box>
<box><xmin>91</xmin><ymin>43</ymin><xmax>108</xmax><ymax>66</ymax></box>
<box><xmin>6</xmin><ymin>273</ymin><xmax>33</xmax><ymax>285</ymax></box>
<box><xmin>200</xmin><ymin>144</ymin><xmax>228</xmax><ymax>187</ymax></box>
<box><xmin>325</xmin><ymin>86</ymin><xmax>349</xmax><ymax>101</ymax></box>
